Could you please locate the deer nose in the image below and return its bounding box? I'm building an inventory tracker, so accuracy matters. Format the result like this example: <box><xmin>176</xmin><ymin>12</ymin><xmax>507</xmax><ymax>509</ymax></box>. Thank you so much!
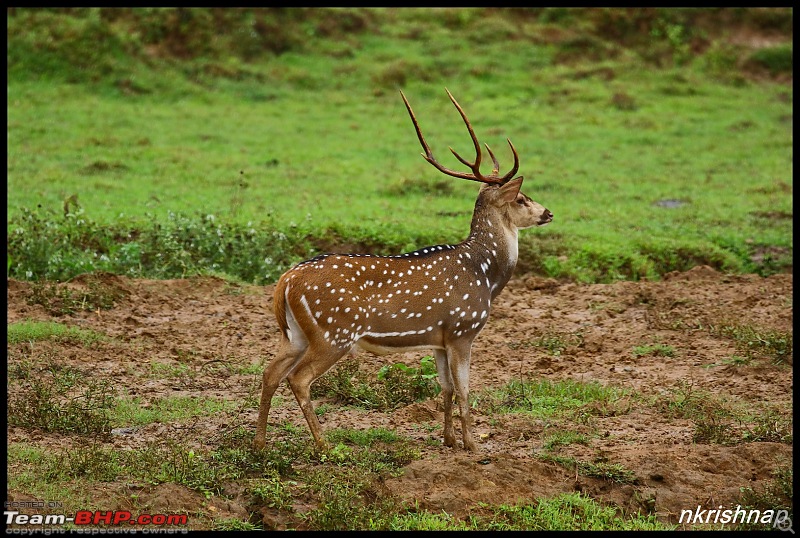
<box><xmin>540</xmin><ymin>209</ymin><xmax>553</xmax><ymax>223</ymax></box>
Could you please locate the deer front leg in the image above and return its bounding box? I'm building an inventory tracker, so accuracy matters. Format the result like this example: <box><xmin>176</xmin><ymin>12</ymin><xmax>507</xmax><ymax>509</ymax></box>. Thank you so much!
<box><xmin>434</xmin><ymin>348</ymin><xmax>456</xmax><ymax>447</ymax></box>
<box><xmin>448</xmin><ymin>343</ymin><xmax>477</xmax><ymax>452</ymax></box>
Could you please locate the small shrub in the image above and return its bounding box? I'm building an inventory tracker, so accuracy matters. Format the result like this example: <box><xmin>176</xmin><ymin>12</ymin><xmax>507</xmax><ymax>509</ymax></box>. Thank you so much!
<box><xmin>251</xmin><ymin>476</ymin><xmax>295</xmax><ymax>511</ymax></box>
<box><xmin>7</xmin><ymin>362</ymin><xmax>115</xmax><ymax>434</ymax></box>
<box><xmin>301</xmin><ymin>466</ymin><xmax>400</xmax><ymax>530</ymax></box>
<box><xmin>745</xmin><ymin>44</ymin><xmax>793</xmax><ymax>75</ymax></box>
<box><xmin>377</xmin><ymin>355</ymin><xmax>441</xmax><ymax>408</ymax></box>
<box><xmin>7</xmin><ymin>207</ymin><xmax>310</xmax><ymax>285</ymax></box>
<box><xmin>313</xmin><ymin>356</ymin><xmax>441</xmax><ymax>411</ymax></box>
<box><xmin>311</xmin><ymin>357</ymin><xmax>384</xmax><ymax>408</ymax></box>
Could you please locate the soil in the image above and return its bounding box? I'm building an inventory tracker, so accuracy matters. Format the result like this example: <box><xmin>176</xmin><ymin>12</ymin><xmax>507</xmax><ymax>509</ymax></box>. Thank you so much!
<box><xmin>6</xmin><ymin>266</ymin><xmax>793</xmax><ymax>529</ymax></box>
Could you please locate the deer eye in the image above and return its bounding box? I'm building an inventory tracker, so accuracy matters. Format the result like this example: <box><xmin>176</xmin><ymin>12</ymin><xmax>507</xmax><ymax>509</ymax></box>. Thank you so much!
<box><xmin>516</xmin><ymin>197</ymin><xmax>526</xmax><ymax>205</ymax></box>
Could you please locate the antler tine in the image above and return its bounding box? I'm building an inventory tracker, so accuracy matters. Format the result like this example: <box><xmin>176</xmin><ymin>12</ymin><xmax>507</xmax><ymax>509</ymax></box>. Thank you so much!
<box><xmin>499</xmin><ymin>138</ymin><xmax>520</xmax><ymax>182</ymax></box>
<box><xmin>485</xmin><ymin>143</ymin><xmax>501</xmax><ymax>176</ymax></box>
<box><xmin>400</xmin><ymin>89</ymin><xmax>519</xmax><ymax>185</ymax></box>
<box><xmin>400</xmin><ymin>90</ymin><xmax>482</xmax><ymax>182</ymax></box>
<box><xmin>444</xmin><ymin>88</ymin><xmax>487</xmax><ymax>181</ymax></box>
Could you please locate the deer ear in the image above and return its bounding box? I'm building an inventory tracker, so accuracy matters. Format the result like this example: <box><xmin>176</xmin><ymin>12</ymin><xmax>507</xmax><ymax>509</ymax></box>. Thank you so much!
<box><xmin>497</xmin><ymin>176</ymin><xmax>524</xmax><ymax>204</ymax></box>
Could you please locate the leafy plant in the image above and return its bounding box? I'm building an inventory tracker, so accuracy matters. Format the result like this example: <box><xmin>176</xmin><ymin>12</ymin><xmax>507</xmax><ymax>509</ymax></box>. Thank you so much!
<box><xmin>313</xmin><ymin>356</ymin><xmax>442</xmax><ymax>411</ymax></box>
<box><xmin>377</xmin><ymin>355</ymin><xmax>441</xmax><ymax>407</ymax></box>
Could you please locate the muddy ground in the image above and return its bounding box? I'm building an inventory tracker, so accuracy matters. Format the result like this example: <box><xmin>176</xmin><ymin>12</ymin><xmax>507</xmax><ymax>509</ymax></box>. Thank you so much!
<box><xmin>6</xmin><ymin>266</ymin><xmax>793</xmax><ymax>529</ymax></box>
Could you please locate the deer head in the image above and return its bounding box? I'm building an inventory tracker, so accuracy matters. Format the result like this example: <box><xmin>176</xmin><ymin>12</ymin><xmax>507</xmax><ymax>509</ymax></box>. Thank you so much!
<box><xmin>401</xmin><ymin>89</ymin><xmax>552</xmax><ymax>233</ymax></box>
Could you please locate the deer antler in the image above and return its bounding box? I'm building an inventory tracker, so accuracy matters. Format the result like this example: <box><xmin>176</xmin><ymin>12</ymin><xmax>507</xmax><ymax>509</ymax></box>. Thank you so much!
<box><xmin>400</xmin><ymin>88</ymin><xmax>520</xmax><ymax>185</ymax></box>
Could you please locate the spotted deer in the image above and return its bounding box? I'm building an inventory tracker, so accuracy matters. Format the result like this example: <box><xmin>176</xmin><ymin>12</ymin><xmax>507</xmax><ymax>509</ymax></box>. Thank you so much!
<box><xmin>254</xmin><ymin>89</ymin><xmax>553</xmax><ymax>452</ymax></box>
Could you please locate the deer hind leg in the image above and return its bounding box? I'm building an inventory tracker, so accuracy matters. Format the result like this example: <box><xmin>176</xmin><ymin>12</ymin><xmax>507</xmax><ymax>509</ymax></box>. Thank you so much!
<box><xmin>254</xmin><ymin>338</ymin><xmax>307</xmax><ymax>449</ymax></box>
<box><xmin>434</xmin><ymin>348</ymin><xmax>456</xmax><ymax>447</ymax></box>
<box><xmin>448</xmin><ymin>343</ymin><xmax>478</xmax><ymax>452</ymax></box>
<box><xmin>286</xmin><ymin>344</ymin><xmax>349</xmax><ymax>450</ymax></box>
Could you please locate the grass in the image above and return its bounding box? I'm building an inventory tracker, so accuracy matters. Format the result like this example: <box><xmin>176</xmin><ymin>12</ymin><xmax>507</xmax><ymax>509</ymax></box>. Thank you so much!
<box><xmin>467</xmin><ymin>493</ymin><xmax>671</xmax><ymax>530</ymax></box>
<box><xmin>542</xmin><ymin>430</ymin><xmax>591</xmax><ymax>451</ymax></box>
<box><xmin>657</xmin><ymin>382</ymin><xmax>792</xmax><ymax>445</ymax></box>
<box><xmin>712</xmin><ymin>322</ymin><xmax>792</xmax><ymax>364</ymax></box>
<box><xmin>7</xmin><ymin>360</ymin><xmax>116</xmax><ymax>434</ymax></box>
<box><xmin>388</xmin><ymin>493</ymin><xmax>672</xmax><ymax>530</ymax></box>
<box><xmin>536</xmin><ymin>453</ymin><xmax>638</xmax><ymax>484</ymax></box>
<box><xmin>6</xmin><ymin>8</ymin><xmax>793</xmax><ymax>285</ymax></box>
<box><xmin>7</xmin><ymin>320</ymin><xmax>106</xmax><ymax>345</ymax></box>
<box><xmin>311</xmin><ymin>356</ymin><xmax>441</xmax><ymax>410</ymax></box>
<box><xmin>482</xmin><ymin>378</ymin><xmax>632</xmax><ymax>420</ymax></box>
<box><xmin>25</xmin><ymin>276</ymin><xmax>127</xmax><ymax>315</ymax></box>
<box><xmin>632</xmin><ymin>342</ymin><xmax>675</xmax><ymax>357</ymax></box>
<box><xmin>508</xmin><ymin>331</ymin><xmax>583</xmax><ymax>356</ymax></box>
<box><xmin>112</xmin><ymin>396</ymin><xmax>239</xmax><ymax>426</ymax></box>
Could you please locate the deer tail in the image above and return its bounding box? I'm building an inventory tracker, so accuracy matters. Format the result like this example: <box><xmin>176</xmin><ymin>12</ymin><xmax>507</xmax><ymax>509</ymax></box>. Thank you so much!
<box><xmin>272</xmin><ymin>276</ymin><xmax>291</xmax><ymax>340</ymax></box>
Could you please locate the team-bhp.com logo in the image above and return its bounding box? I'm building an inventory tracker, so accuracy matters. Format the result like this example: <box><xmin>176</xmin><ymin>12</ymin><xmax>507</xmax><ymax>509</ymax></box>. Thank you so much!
<box><xmin>5</xmin><ymin>509</ymin><xmax>188</xmax><ymax>528</ymax></box>
<box><xmin>679</xmin><ymin>505</ymin><xmax>793</xmax><ymax>532</ymax></box>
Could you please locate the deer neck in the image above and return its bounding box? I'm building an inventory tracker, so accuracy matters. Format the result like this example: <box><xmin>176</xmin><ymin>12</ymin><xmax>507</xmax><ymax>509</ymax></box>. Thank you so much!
<box><xmin>458</xmin><ymin>198</ymin><xmax>518</xmax><ymax>299</ymax></box>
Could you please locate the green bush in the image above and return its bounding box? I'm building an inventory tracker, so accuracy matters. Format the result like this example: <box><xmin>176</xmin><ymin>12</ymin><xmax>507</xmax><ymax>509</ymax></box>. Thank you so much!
<box><xmin>746</xmin><ymin>44</ymin><xmax>793</xmax><ymax>75</ymax></box>
<box><xmin>7</xmin><ymin>207</ymin><xmax>310</xmax><ymax>285</ymax></box>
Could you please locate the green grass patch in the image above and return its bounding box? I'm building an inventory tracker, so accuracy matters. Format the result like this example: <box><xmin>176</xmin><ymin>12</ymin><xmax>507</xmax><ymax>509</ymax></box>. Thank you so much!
<box><xmin>8</xmin><ymin>320</ymin><xmax>106</xmax><ymax>345</ymax></box>
<box><xmin>386</xmin><ymin>492</ymin><xmax>673</xmax><ymax>530</ymax></box>
<box><xmin>746</xmin><ymin>44</ymin><xmax>793</xmax><ymax>76</ymax></box>
<box><xmin>542</xmin><ymin>430</ymin><xmax>592</xmax><ymax>451</ymax></box>
<box><xmin>7</xmin><ymin>444</ymin><xmax>100</xmax><ymax>514</ymax></box>
<box><xmin>145</xmin><ymin>361</ymin><xmax>196</xmax><ymax>379</ymax></box>
<box><xmin>469</xmin><ymin>493</ymin><xmax>670</xmax><ymax>530</ymax></box>
<box><xmin>326</xmin><ymin>427</ymin><xmax>402</xmax><ymax>447</ymax></box>
<box><xmin>704</xmin><ymin>355</ymin><xmax>753</xmax><ymax>368</ymax></box>
<box><xmin>632</xmin><ymin>342</ymin><xmax>675</xmax><ymax>357</ymax></box>
<box><xmin>6</xmin><ymin>9</ymin><xmax>792</xmax><ymax>285</ymax></box>
<box><xmin>212</xmin><ymin>519</ymin><xmax>261</xmax><ymax>531</ymax></box>
<box><xmin>482</xmin><ymin>378</ymin><xmax>632</xmax><ymax>420</ymax></box>
<box><xmin>112</xmin><ymin>395</ymin><xmax>238</xmax><ymax>426</ymax></box>
<box><xmin>9</xmin><ymin>425</ymin><xmax>420</xmax><ymax>528</ymax></box>
<box><xmin>6</xmin><ymin>356</ymin><xmax>241</xmax><ymax>433</ymax></box>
